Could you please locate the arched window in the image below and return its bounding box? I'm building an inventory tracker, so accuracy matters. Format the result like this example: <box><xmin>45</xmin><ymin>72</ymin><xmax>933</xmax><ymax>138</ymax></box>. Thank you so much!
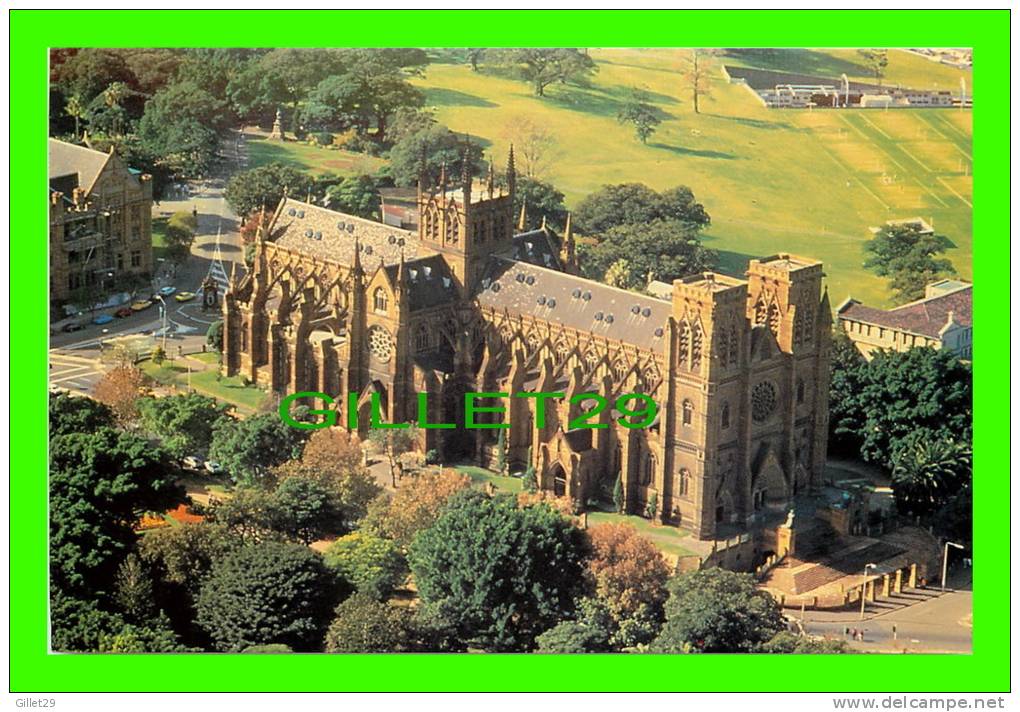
<box><xmin>682</xmin><ymin>399</ymin><xmax>693</xmax><ymax>427</ymax></box>
<box><xmin>373</xmin><ymin>287</ymin><xmax>388</xmax><ymax>313</ymax></box>
<box><xmin>721</xmin><ymin>402</ymin><xmax>730</xmax><ymax>429</ymax></box>
<box><xmin>728</xmin><ymin>325</ymin><xmax>739</xmax><ymax>364</ymax></box>
<box><xmin>240</xmin><ymin>321</ymin><xmax>248</xmax><ymax>352</ymax></box>
<box><xmin>679</xmin><ymin>468</ymin><xmax>691</xmax><ymax>497</ymax></box>
<box><xmin>691</xmin><ymin>323</ymin><xmax>703</xmax><ymax>370</ymax></box>
<box><xmin>796</xmin><ymin>378</ymin><xmax>806</xmax><ymax>404</ymax></box>
<box><xmin>767</xmin><ymin>301</ymin><xmax>781</xmax><ymax>336</ymax></box>
<box><xmin>679</xmin><ymin>323</ymin><xmax>691</xmax><ymax>365</ymax></box>
<box><xmin>416</xmin><ymin>324</ymin><xmax>430</xmax><ymax>352</ymax></box>
<box><xmin>641</xmin><ymin>453</ymin><xmax>654</xmax><ymax>485</ymax></box>
<box><xmin>754</xmin><ymin>296</ymin><xmax>768</xmax><ymax>325</ymax></box>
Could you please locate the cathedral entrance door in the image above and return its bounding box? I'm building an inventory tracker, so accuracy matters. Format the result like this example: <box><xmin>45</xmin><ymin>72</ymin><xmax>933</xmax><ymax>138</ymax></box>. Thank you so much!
<box><xmin>550</xmin><ymin>463</ymin><xmax>567</xmax><ymax>498</ymax></box>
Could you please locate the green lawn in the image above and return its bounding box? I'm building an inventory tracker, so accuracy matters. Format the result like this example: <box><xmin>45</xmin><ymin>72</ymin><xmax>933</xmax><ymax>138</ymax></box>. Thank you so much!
<box><xmin>140</xmin><ymin>359</ymin><xmax>267</xmax><ymax>413</ymax></box>
<box><xmin>408</xmin><ymin>48</ymin><xmax>971</xmax><ymax>307</ymax></box>
<box><xmin>454</xmin><ymin>464</ymin><xmax>523</xmax><ymax>493</ymax></box>
<box><xmin>587</xmin><ymin>510</ymin><xmax>697</xmax><ymax>559</ymax></box>
<box><xmin>151</xmin><ymin>216</ymin><xmax>169</xmax><ymax>262</ymax></box>
<box><xmin>245</xmin><ymin>135</ymin><xmax>387</xmax><ymax>177</ymax></box>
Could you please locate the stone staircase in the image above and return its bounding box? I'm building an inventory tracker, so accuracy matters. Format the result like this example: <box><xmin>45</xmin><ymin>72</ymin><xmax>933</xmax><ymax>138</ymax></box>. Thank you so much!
<box><xmin>787</xmin><ymin>540</ymin><xmax>906</xmax><ymax>594</ymax></box>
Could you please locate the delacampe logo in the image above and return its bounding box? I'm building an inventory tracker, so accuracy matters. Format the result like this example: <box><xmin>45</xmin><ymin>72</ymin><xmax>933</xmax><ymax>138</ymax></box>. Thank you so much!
<box><xmin>279</xmin><ymin>390</ymin><xmax>659</xmax><ymax>431</ymax></box>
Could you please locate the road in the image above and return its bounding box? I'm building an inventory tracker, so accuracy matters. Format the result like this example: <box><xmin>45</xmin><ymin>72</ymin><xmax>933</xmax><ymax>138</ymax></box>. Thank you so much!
<box><xmin>49</xmin><ymin>132</ymin><xmax>249</xmax><ymax>393</ymax></box>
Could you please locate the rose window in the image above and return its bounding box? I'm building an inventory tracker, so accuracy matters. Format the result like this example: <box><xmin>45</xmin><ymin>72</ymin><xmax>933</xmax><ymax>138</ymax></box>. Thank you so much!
<box><xmin>751</xmin><ymin>381</ymin><xmax>777</xmax><ymax>423</ymax></box>
<box><xmin>368</xmin><ymin>325</ymin><xmax>394</xmax><ymax>363</ymax></box>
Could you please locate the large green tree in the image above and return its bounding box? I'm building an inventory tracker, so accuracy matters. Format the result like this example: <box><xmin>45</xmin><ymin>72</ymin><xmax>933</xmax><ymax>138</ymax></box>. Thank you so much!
<box><xmin>196</xmin><ymin>542</ymin><xmax>341</xmax><ymax>652</ymax></box>
<box><xmin>52</xmin><ymin>48</ymin><xmax>135</xmax><ymax>106</ymax></box>
<box><xmin>387</xmin><ymin>123</ymin><xmax>485</xmax><ymax>188</ymax></box>
<box><xmin>224</xmin><ymin>162</ymin><xmax>314</xmax><ymax>218</ymax></box>
<box><xmin>652</xmin><ymin>568</ymin><xmax>786</xmax><ymax>653</ymax></box>
<box><xmin>50</xmin><ymin>428</ymin><xmax>186</xmax><ymax>598</ymax></box>
<box><xmin>408</xmin><ymin>491</ymin><xmax>590</xmax><ymax>651</ymax></box>
<box><xmin>574</xmin><ymin>183</ymin><xmax>711</xmax><ymax>236</ymax></box>
<box><xmin>208</xmin><ymin>413</ymin><xmax>306</xmax><ymax>487</ymax></box>
<box><xmin>323</xmin><ymin>595</ymin><xmax>415</xmax><ymax>653</ymax></box>
<box><xmin>891</xmin><ymin>433</ymin><xmax>972</xmax><ymax>518</ymax></box>
<box><xmin>828</xmin><ymin>346</ymin><xmax>972</xmax><ymax>465</ymax></box>
<box><xmin>324</xmin><ymin>531</ymin><xmax>408</xmax><ymax>600</ymax></box>
<box><xmin>267</xmin><ymin>476</ymin><xmax>345</xmax><ymax>545</ymax></box>
<box><xmin>863</xmin><ymin>223</ymin><xmax>956</xmax><ymax>304</ymax></box>
<box><xmin>492</xmin><ymin>49</ymin><xmax>598</xmax><ymax>97</ymax></box>
<box><xmin>136</xmin><ymin>393</ymin><xmax>228</xmax><ymax>460</ymax></box>
<box><xmin>324</xmin><ymin>175</ymin><xmax>381</xmax><ymax>220</ymax></box>
<box><xmin>513</xmin><ymin>176</ymin><xmax>568</xmax><ymax>232</ymax></box>
<box><xmin>49</xmin><ymin>392</ymin><xmax>115</xmax><ymax>438</ymax></box>
<box><xmin>137</xmin><ymin>80</ymin><xmax>231</xmax><ymax>177</ymax></box>
<box><xmin>617</xmin><ymin>89</ymin><xmax>662</xmax><ymax>144</ymax></box>
<box><xmin>578</xmin><ymin>218</ymin><xmax>714</xmax><ymax>288</ymax></box>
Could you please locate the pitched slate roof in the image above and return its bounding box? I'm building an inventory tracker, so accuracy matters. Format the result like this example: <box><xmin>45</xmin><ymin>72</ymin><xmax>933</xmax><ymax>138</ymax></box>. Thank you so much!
<box><xmin>270</xmin><ymin>198</ymin><xmax>422</xmax><ymax>266</ymax></box>
<box><xmin>382</xmin><ymin>254</ymin><xmax>458</xmax><ymax>312</ymax></box>
<box><xmin>503</xmin><ymin>228</ymin><xmax>562</xmax><ymax>271</ymax></box>
<box><xmin>838</xmin><ymin>285</ymin><xmax>971</xmax><ymax>339</ymax></box>
<box><xmin>475</xmin><ymin>257</ymin><xmax>671</xmax><ymax>353</ymax></box>
<box><xmin>48</xmin><ymin>139</ymin><xmax>111</xmax><ymax>194</ymax></box>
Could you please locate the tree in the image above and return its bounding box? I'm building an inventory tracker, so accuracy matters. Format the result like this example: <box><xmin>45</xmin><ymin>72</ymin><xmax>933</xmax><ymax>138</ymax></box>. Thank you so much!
<box><xmin>136</xmin><ymin>393</ymin><xmax>228</xmax><ymax>460</ymax></box>
<box><xmin>369</xmin><ymin>425</ymin><xmax>419</xmax><ymax>486</ymax></box>
<box><xmin>858</xmin><ymin>49</ymin><xmax>889</xmax><ymax>85</ymax></box>
<box><xmin>512</xmin><ymin>176</ymin><xmax>568</xmax><ymax>232</ymax></box>
<box><xmin>762</xmin><ymin>630</ymin><xmax>851</xmax><ymax>653</ymax></box>
<box><xmin>165</xmin><ymin>211</ymin><xmax>198</xmax><ymax>265</ymax></box>
<box><xmin>113</xmin><ymin>554</ymin><xmax>157</xmax><ymax>623</ymax></box>
<box><xmin>64</xmin><ymin>94</ymin><xmax>86</xmax><ymax>140</ymax></box>
<box><xmin>388</xmin><ymin>123</ymin><xmax>485</xmax><ymax>188</ymax></box>
<box><xmin>324</xmin><ymin>595</ymin><xmax>414</xmax><ymax>653</ymax></box>
<box><xmin>137</xmin><ymin>81</ymin><xmax>231</xmax><ymax>177</ymax></box>
<box><xmin>863</xmin><ymin>223</ymin><xmax>956</xmax><ymax>303</ymax></box>
<box><xmin>579</xmin><ymin>219</ymin><xmax>714</xmax><ymax>288</ymax></box>
<box><xmin>324</xmin><ymin>532</ymin><xmax>408</xmax><ymax>600</ymax></box>
<box><xmin>324</xmin><ymin>175</ymin><xmax>380</xmax><ymax>219</ymax></box>
<box><xmin>206</xmin><ymin>487</ymin><xmax>277</xmax><ymax>544</ymax></box>
<box><xmin>535</xmin><ymin>620</ymin><xmax>608</xmax><ymax>653</ymax></box>
<box><xmin>208</xmin><ymin>413</ymin><xmax>306</xmax><ymax>487</ymax></box>
<box><xmin>299</xmin><ymin>426</ymin><xmax>368</xmax><ymax>481</ymax></box>
<box><xmin>586</xmin><ymin>523</ymin><xmax>669</xmax><ymax>646</ymax></box>
<box><xmin>92</xmin><ymin>365</ymin><xmax>147</xmax><ymax>423</ymax></box>
<box><xmin>891</xmin><ymin>433</ymin><xmax>971</xmax><ymax>518</ymax></box>
<box><xmin>50</xmin><ymin>428</ymin><xmax>186</xmax><ymax>598</ymax></box>
<box><xmin>206</xmin><ymin>320</ymin><xmax>224</xmax><ymax>352</ymax></box>
<box><xmin>617</xmin><ymin>89</ymin><xmax>662</xmax><ymax>144</ymax></box>
<box><xmin>827</xmin><ymin>328</ymin><xmax>869</xmax><ymax>456</ymax></box>
<box><xmin>652</xmin><ymin>568</ymin><xmax>786</xmax><ymax>653</ymax></box>
<box><xmin>682</xmin><ymin>49</ymin><xmax>714</xmax><ymax>114</ymax></box>
<box><xmin>501</xmin><ymin>115</ymin><xmax>558</xmax><ymax>178</ymax></box>
<box><xmin>49</xmin><ymin>391</ymin><xmax>114</xmax><ymax>437</ymax></box>
<box><xmin>612</xmin><ymin>473</ymin><xmax>624</xmax><ymax>513</ymax></box>
<box><xmin>363</xmin><ymin>468</ymin><xmax>472</xmax><ymax>549</ymax></box>
<box><xmin>493</xmin><ymin>49</ymin><xmax>598</xmax><ymax>97</ymax></box>
<box><xmin>267</xmin><ymin>476</ymin><xmax>345</xmax><ymax>545</ymax></box>
<box><xmin>829</xmin><ymin>346</ymin><xmax>972</xmax><ymax>465</ymax></box>
<box><xmin>466</xmin><ymin>48</ymin><xmax>487</xmax><ymax>72</ymax></box>
<box><xmin>224</xmin><ymin>163</ymin><xmax>314</xmax><ymax>218</ymax></box>
<box><xmin>196</xmin><ymin>541</ymin><xmax>341</xmax><ymax>652</ymax></box>
<box><xmin>408</xmin><ymin>490</ymin><xmax>591</xmax><ymax>651</ymax></box>
<box><xmin>574</xmin><ymin>182</ymin><xmax>710</xmax><ymax>236</ymax></box>
<box><xmin>52</xmin><ymin>48</ymin><xmax>135</xmax><ymax>106</ymax></box>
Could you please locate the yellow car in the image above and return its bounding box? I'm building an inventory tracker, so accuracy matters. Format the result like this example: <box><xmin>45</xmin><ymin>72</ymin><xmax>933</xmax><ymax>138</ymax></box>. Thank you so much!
<box><xmin>175</xmin><ymin>291</ymin><xmax>196</xmax><ymax>303</ymax></box>
<box><xmin>130</xmin><ymin>300</ymin><xmax>152</xmax><ymax>312</ymax></box>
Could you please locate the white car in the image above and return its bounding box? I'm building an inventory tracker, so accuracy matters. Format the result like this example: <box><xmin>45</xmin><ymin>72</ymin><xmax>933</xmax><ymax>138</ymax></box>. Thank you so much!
<box><xmin>182</xmin><ymin>455</ymin><xmax>204</xmax><ymax>471</ymax></box>
<box><xmin>204</xmin><ymin>461</ymin><xmax>224</xmax><ymax>475</ymax></box>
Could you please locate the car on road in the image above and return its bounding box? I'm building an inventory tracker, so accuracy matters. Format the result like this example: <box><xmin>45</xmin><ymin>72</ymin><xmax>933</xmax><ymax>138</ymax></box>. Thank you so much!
<box><xmin>175</xmin><ymin>291</ymin><xmax>196</xmax><ymax>303</ymax></box>
<box><xmin>131</xmin><ymin>300</ymin><xmax>152</xmax><ymax>312</ymax></box>
<box><xmin>61</xmin><ymin>322</ymin><xmax>86</xmax><ymax>333</ymax></box>
<box><xmin>182</xmin><ymin>455</ymin><xmax>205</xmax><ymax>471</ymax></box>
<box><xmin>93</xmin><ymin>314</ymin><xmax>114</xmax><ymax>325</ymax></box>
<box><xmin>114</xmin><ymin>307</ymin><xmax>133</xmax><ymax>318</ymax></box>
<box><xmin>159</xmin><ymin>286</ymin><xmax>177</xmax><ymax>297</ymax></box>
<box><xmin>204</xmin><ymin>461</ymin><xmax>224</xmax><ymax>475</ymax></box>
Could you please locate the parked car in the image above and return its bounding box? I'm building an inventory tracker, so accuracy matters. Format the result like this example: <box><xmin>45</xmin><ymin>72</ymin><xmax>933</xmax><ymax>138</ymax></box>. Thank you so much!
<box><xmin>204</xmin><ymin>461</ymin><xmax>224</xmax><ymax>475</ymax></box>
<box><xmin>182</xmin><ymin>455</ymin><xmax>205</xmax><ymax>471</ymax></box>
<box><xmin>131</xmin><ymin>300</ymin><xmax>152</xmax><ymax>312</ymax></box>
<box><xmin>175</xmin><ymin>291</ymin><xmax>196</xmax><ymax>303</ymax></box>
<box><xmin>114</xmin><ymin>307</ymin><xmax>133</xmax><ymax>318</ymax></box>
<box><xmin>93</xmin><ymin>314</ymin><xmax>114</xmax><ymax>325</ymax></box>
<box><xmin>61</xmin><ymin>322</ymin><xmax>86</xmax><ymax>333</ymax></box>
<box><xmin>159</xmin><ymin>286</ymin><xmax>177</xmax><ymax>297</ymax></box>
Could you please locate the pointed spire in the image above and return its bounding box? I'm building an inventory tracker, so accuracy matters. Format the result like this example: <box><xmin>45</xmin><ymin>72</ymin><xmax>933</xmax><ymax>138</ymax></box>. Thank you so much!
<box><xmin>487</xmin><ymin>159</ymin><xmax>495</xmax><ymax>198</ymax></box>
<box><xmin>506</xmin><ymin>143</ymin><xmax>516</xmax><ymax>197</ymax></box>
<box><xmin>396</xmin><ymin>249</ymin><xmax>407</xmax><ymax>293</ymax></box>
<box><xmin>518</xmin><ymin>198</ymin><xmax>527</xmax><ymax>232</ymax></box>
<box><xmin>563</xmin><ymin>212</ymin><xmax>577</xmax><ymax>273</ymax></box>
<box><xmin>228</xmin><ymin>260</ymin><xmax>238</xmax><ymax>290</ymax></box>
<box><xmin>541</xmin><ymin>214</ymin><xmax>547</xmax><ymax>230</ymax></box>
<box><xmin>439</xmin><ymin>161</ymin><xmax>448</xmax><ymax>194</ymax></box>
<box><xmin>351</xmin><ymin>237</ymin><xmax>363</xmax><ymax>276</ymax></box>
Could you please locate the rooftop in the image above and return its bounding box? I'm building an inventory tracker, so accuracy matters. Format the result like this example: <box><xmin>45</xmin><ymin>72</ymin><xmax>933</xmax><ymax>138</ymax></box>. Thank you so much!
<box><xmin>837</xmin><ymin>283</ymin><xmax>972</xmax><ymax>339</ymax></box>
<box><xmin>48</xmin><ymin>139</ymin><xmax>112</xmax><ymax>194</ymax></box>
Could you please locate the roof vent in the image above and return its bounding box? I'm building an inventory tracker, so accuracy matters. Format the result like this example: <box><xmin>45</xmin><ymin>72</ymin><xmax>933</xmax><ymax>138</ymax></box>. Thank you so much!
<box><xmin>288</xmin><ymin>208</ymin><xmax>297</xmax><ymax>216</ymax></box>
<box><xmin>337</xmin><ymin>221</ymin><xmax>345</xmax><ymax>230</ymax></box>
<box><xmin>605</xmin><ymin>314</ymin><xmax>615</xmax><ymax>324</ymax></box>
<box><xmin>297</xmin><ymin>210</ymin><xmax>305</xmax><ymax>218</ymax></box>
<box><xmin>397</xmin><ymin>237</ymin><xmax>405</xmax><ymax>247</ymax></box>
<box><xmin>526</xmin><ymin>276</ymin><xmax>535</xmax><ymax>286</ymax></box>
<box><xmin>347</xmin><ymin>224</ymin><xmax>355</xmax><ymax>233</ymax></box>
<box><xmin>537</xmin><ymin>295</ymin><xmax>547</xmax><ymax>305</ymax></box>
<box><xmin>315</xmin><ymin>231</ymin><xmax>323</xmax><ymax>240</ymax></box>
<box><xmin>482</xmin><ymin>277</ymin><xmax>491</xmax><ymax>289</ymax></box>
<box><xmin>594</xmin><ymin>312</ymin><xmax>604</xmax><ymax>321</ymax></box>
<box><xmin>516</xmin><ymin>273</ymin><xmax>526</xmax><ymax>283</ymax></box>
<box><xmin>547</xmin><ymin>298</ymin><xmax>557</xmax><ymax>308</ymax></box>
<box><xmin>491</xmin><ymin>281</ymin><xmax>501</xmax><ymax>292</ymax></box>
<box><xmin>364</xmin><ymin>245</ymin><xmax>373</xmax><ymax>255</ymax></box>
<box><xmin>409</xmin><ymin>269</ymin><xmax>418</xmax><ymax>282</ymax></box>
<box><xmin>583</xmin><ymin>291</ymin><xmax>592</xmax><ymax>301</ymax></box>
<box><xmin>423</xmin><ymin>266</ymin><xmax>432</xmax><ymax>278</ymax></box>
<box><xmin>571</xmin><ymin>288</ymin><xmax>582</xmax><ymax>298</ymax></box>
<box><xmin>543</xmin><ymin>254</ymin><xmax>552</xmax><ymax>266</ymax></box>
<box><xmin>304</xmin><ymin>229</ymin><xmax>313</xmax><ymax>237</ymax></box>
<box><xmin>388</xmin><ymin>235</ymin><xmax>396</xmax><ymax>244</ymax></box>
<box><xmin>631</xmin><ymin>305</ymin><xmax>641</xmax><ymax>315</ymax></box>
<box><xmin>654</xmin><ymin>327</ymin><xmax>664</xmax><ymax>338</ymax></box>
<box><xmin>642</xmin><ymin>307</ymin><xmax>652</xmax><ymax>317</ymax></box>
<box><xmin>442</xmin><ymin>277</ymin><xmax>452</xmax><ymax>288</ymax></box>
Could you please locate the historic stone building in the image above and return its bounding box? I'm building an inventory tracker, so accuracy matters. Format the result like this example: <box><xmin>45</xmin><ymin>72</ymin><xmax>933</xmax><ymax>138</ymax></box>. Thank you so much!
<box><xmin>222</xmin><ymin>148</ymin><xmax>832</xmax><ymax>540</ymax></box>
<box><xmin>48</xmin><ymin>139</ymin><xmax>154</xmax><ymax>303</ymax></box>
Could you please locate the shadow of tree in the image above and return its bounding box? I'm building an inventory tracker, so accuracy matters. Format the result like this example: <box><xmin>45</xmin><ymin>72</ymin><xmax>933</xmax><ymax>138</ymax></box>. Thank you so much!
<box><xmin>650</xmin><ymin>143</ymin><xmax>739</xmax><ymax>160</ymax></box>
<box><xmin>705</xmin><ymin>247</ymin><xmax>760</xmax><ymax>277</ymax></box>
<box><xmin>703</xmin><ymin>114</ymin><xmax>795</xmax><ymax>131</ymax></box>
<box><xmin>425</xmin><ymin>87</ymin><xmax>499</xmax><ymax>108</ymax></box>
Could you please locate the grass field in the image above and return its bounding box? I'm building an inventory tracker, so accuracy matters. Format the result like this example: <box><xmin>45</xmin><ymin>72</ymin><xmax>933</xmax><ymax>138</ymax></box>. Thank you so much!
<box><xmin>587</xmin><ymin>510</ymin><xmax>696</xmax><ymax>559</ymax></box>
<box><xmin>140</xmin><ymin>359</ymin><xmax>267</xmax><ymax>413</ymax></box>
<box><xmin>410</xmin><ymin>48</ymin><xmax>972</xmax><ymax>308</ymax></box>
<box><xmin>245</xmin><ymin>135</ymin><xmax>387</xmax><ymax>177</ymax></box>
<box><xmin>454</xmin><ymin>464</ymin><xmax>524</xmax><ymax>493</ymax></box>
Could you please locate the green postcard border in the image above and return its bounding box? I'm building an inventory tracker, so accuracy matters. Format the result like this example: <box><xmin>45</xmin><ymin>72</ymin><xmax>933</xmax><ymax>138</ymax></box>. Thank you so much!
<box><xmin>10</xmin><ymin>9</ymin><xmax>1010</xmax><ymax>692</ymax></box>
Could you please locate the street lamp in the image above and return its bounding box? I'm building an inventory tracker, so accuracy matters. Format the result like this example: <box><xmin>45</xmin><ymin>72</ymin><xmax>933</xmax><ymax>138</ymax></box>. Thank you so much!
<box><xmin>155</xmin><ymin>295</ymin><xmax>169</xmax><ymax>352</ymax></box>
<box><xmin>859</xmin><ymin>563</ymin><xmax>877</xmax><ymax>620</ymax></box>
<box><xmin>941</xmin><ymin>541</ymin><xmax>965</xmax><ymax>591</ymax></box>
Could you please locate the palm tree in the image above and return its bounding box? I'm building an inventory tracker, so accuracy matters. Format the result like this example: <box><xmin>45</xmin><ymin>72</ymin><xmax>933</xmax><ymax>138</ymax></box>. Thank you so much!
<box><xmin>65</xmin><ymin>94</ymin><xmax>85</xmax><ymax>140</ymax></box>
<box><xmin>891</xmin><ymin>435</ymin><xmax>971</xmax><ymax>517</ymax></box>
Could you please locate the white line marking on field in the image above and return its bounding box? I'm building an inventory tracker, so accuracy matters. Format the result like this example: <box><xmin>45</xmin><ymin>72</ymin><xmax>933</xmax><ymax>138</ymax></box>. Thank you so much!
<box><xmin>936</xmin><ymin>176</ymin><xmax>973</xmax><ymax>208</ymax></box>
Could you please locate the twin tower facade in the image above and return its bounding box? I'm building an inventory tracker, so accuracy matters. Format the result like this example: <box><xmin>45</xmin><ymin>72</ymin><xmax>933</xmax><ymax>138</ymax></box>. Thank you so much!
<box><xmin>221</xmin><ymin>149</ymin><xmax>831</xmax><ymax>540</ymax></box>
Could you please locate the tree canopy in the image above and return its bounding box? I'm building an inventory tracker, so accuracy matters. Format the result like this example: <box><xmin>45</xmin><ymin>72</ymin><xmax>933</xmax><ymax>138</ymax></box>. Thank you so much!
<box><xmin>863</xmin><ymin>223</ymin><xmax>957</xmax><ymax>304</ymax></box>
<box><xmin>491</xmin><ymin>49</ymin><xmax>598</xmax><ymax>97</ymax></box>
<box><xmin>224</xmin><ymin>162</ymin><xmax>314</xmax><ymax>218</ymax></box>
<box><xmin>574</xmin><ymin>183</ymin><xmax>711</xmax><ymax>236</ymax></box>
<box><xmin>208</xmin><ymin>413</ymin><xmax>306</xmax><ymax>487</ymax></box>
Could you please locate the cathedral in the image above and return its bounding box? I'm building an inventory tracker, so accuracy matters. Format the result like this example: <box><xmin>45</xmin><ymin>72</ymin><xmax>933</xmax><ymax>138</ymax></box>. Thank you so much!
<box><xmin>222</xmin><ymin>148</ymin><xmax>832</xmax><ymax>540</ymax></box>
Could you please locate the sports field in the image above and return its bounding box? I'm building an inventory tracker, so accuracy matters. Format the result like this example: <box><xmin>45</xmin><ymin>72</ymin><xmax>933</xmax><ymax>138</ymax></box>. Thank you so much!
<box><xmin>412</xmin><ymin>48</ymin><xmax>972</xmax><ymax>307</ymax></box>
